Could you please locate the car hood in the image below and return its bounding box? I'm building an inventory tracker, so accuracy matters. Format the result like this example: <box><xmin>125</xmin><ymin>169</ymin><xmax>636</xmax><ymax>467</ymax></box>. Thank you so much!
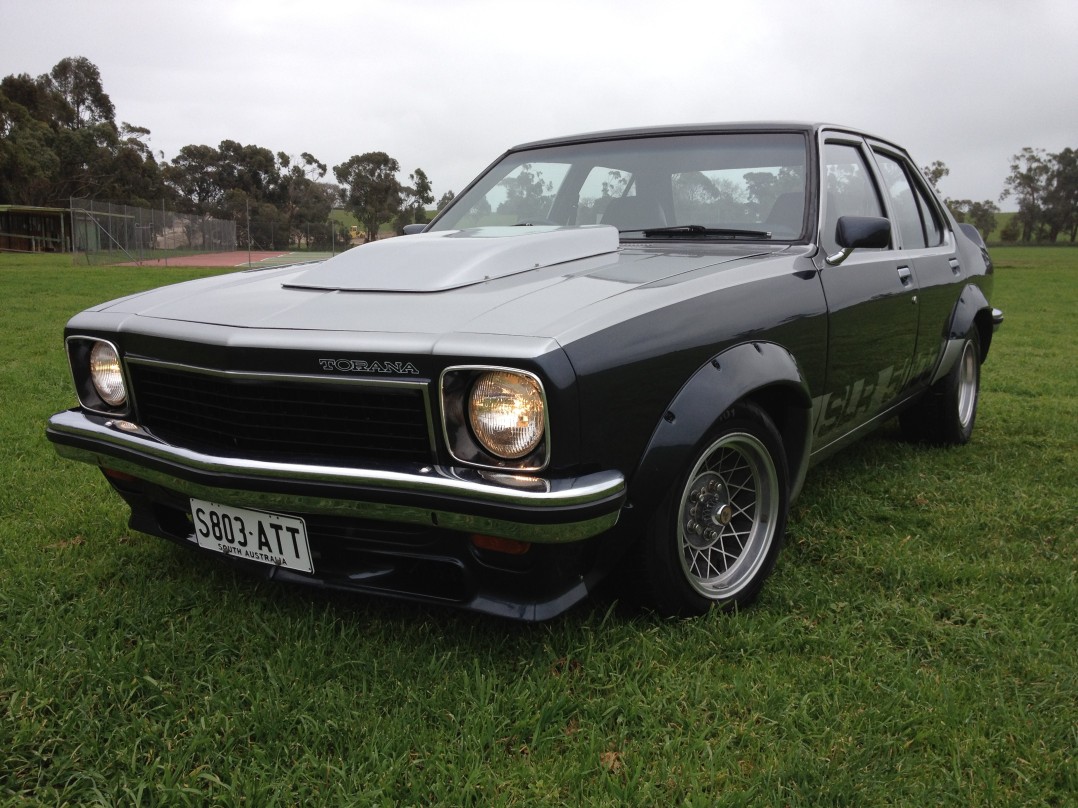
<box><xmin>285</xmin><ymin>226</ymin><xmax>621</xmax><ymax>292</ymax></box>
<box><xmin>89</xmin><ymin>226</ymin><xmax>793</xmax><ymax>344</ymax></box>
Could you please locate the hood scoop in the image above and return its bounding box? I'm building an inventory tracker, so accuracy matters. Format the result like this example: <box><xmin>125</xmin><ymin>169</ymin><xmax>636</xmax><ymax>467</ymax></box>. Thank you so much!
<box><xmin>285</xmin><ymin>225</ymin><xmax>620</xmax><ymax>293</ymax></box>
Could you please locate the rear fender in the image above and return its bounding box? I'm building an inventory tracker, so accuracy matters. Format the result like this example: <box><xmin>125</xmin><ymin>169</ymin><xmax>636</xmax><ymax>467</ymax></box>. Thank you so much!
<box><xmin>933</xmin><ymin>284</ymin><xmax>995</xmax><ymax>384</ymax></box>
<box><xmin>627</xmin><ymin>341</ymin><xmax>813</xmax><ymax>520</ymax></box>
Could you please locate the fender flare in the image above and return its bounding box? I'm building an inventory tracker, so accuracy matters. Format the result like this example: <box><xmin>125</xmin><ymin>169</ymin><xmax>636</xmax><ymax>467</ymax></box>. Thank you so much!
<box><xmin>934</xmin><ymin>284</ymin><xmax>995</xmax><ymax>384</ymax></box>
<box><xmin>627</xmin><ymin>341</ymin><xmax>814</xmax><ymax>520</ymax></box>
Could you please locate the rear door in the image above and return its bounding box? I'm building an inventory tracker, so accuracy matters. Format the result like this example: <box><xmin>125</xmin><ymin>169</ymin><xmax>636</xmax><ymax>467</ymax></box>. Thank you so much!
<box><xmin>868</xmin><ymin>145</ymin><xmax>958</xmax><ymax>388</ymax></box>
<box><xmin>814</xmin><ymin>137</ymin><xmax>919</xmax><ymax>446</ymax></box>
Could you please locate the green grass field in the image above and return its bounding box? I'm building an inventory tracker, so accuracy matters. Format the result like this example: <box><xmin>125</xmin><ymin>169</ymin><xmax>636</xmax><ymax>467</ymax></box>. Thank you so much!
<box><xmin>1</xmin><ymin>248</ymin><xmax>1075</xmax><ymax>805</ymax></box>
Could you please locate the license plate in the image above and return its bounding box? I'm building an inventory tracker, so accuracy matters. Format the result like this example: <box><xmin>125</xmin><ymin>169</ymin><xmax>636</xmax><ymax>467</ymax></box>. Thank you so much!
<box><xmin>190</xmin><ymin>499</ymin><xmax>313</xmax><ymax>573</ymax></box>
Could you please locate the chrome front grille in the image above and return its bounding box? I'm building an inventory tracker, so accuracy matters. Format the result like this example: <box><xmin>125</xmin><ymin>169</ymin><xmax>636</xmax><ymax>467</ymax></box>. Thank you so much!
<box><xmin>128</xmin><ymin>361</ymin><xmax>433</xmax><ymax>466</ymax></box>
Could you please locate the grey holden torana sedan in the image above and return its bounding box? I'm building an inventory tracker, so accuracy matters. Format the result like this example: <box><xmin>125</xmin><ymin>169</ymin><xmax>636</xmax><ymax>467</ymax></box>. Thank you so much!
<box><xmin>47</xmin><ymin>123</ymin><xmax>1003</xmax><ymax>620</ymax></box>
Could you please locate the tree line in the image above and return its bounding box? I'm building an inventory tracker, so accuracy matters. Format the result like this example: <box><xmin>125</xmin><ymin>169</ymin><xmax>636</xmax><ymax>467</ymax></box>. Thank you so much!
<box><xmin>998</xmin><ymin>147</ymin><xmax>1078</xmax><ymax>242</ymax></box>
<box><xmin>3</xmin><ymin>57</ymin><xmax>1074</xmax><ymax>245</ymax></box>
<box><xmin>924</xmin><ymin>147</ymin><xmax>1078</xmax><ymax>243</ymax></box>
<box><xmin>0</xmin><ymin>56</ymin><xmax>454</xmax><ymax>248</ymax></box>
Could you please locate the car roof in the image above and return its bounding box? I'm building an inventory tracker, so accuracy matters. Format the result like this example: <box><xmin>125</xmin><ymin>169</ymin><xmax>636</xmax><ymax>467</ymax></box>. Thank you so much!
<box><xmin>510</xmin><ymin>122</ymin><xmax>901</xmax><ymax>153</ymax></box>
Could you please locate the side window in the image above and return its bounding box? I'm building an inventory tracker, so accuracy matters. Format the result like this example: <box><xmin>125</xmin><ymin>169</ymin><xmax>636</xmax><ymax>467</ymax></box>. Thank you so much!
<box><xmin>823</xmin><ymin>142</ymin><xmax>886</xmax><ymax>254</ymax></box>
<box><xmin>912</xmin><ymin>177</ymin><xmax>945</xmax><ymax>247</ymax></box>
<box><xmin>873</xmin><ymin>152</ymin><xmax>927</xmax><ymax>249</ymax></box>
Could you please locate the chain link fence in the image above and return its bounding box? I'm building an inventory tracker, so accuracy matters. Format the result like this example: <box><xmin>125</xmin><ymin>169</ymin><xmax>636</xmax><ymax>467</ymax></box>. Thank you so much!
<box><xmin>243</xmin><ymin>220</ymin><xmax>341</xmax><ymax>252</ymax></box>
<box><xmin>69</xmin><ymin>199</ymin><xmax>349</xmax><ymax>264</ymax></box>
<box><xmin>71</xmin><ymin>198</ymin><xmax>237</xmax><ymax>266</ymax></box>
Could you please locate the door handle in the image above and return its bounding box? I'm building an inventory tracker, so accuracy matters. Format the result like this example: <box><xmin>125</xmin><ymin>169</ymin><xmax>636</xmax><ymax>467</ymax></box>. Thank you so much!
<box><xmin>897</xmin><ymin>266</ymin><xmax>912</xmax><ymax>285</ymax></box>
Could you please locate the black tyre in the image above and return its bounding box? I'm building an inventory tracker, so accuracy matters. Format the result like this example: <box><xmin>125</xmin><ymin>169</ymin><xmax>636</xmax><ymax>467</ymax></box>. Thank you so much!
<box><xmin>638</xmin><ymin>403</ymin><xmax>789</xmax><ymax>617</ymax></box>
<box><xmin>900</xmin><ymin>329</ymin><xmax>981</xmax><ymax>445</ymax></box>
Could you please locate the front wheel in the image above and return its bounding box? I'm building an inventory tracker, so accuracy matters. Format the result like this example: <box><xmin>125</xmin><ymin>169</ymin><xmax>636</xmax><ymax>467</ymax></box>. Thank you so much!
<box><xmin>638</xmin><ymin>404</ymin><xmax>789</xmax><ymax>617</ymax></box>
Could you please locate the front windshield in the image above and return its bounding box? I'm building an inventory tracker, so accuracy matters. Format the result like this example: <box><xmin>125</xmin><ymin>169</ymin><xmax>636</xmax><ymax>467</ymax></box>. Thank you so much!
<box><xmin>430</xmin><ymin>132</ymin><xmax>808</xmax><ymax>240</ymax></box>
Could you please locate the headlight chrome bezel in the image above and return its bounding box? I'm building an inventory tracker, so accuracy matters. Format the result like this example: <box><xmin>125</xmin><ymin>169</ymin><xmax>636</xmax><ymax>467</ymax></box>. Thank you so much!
<box><xmin>440</xmin><ymin>366</ymin><xmax>550</xmax><ymax>472</ymax></box>
<box><xmin>66</xmin><ymin>336</ymin><xmax>130</xmax><ymax>415</ymax></box>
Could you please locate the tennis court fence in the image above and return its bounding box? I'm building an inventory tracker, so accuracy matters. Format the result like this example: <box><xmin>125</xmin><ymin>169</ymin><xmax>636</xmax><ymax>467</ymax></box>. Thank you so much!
<box><xmin>71</xmin><ymin>198</ymin><xmax>237</xmax><ymax>266</ymax></box>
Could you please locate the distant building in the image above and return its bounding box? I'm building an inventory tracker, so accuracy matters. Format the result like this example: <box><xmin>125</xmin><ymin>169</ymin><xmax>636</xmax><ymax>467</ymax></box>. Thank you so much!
<box><xmin>0</xmin><ymin>205</ymin><xmax>68</xmax><ymax>252</ymax></box>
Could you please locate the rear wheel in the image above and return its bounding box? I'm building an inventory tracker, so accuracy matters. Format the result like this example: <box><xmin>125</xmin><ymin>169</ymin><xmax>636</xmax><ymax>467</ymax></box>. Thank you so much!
<box><xmin>638</xmin><ymin>403</ymin><xmax>789</xmax><ymax>616</ymax></box>
<box><xmin>901</xmin><ymin>329</ymin><xmax>981</xmax><ymax>445</ymax></box>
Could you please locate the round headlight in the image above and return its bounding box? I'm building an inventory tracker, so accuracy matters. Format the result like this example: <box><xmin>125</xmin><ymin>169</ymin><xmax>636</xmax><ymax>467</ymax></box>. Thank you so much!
<box><xmin>89</xmin><ymin>341</ymin><xmax>126</xmax><ymax>407</ymax></box>
<box><xmin>468</xmin><ymin>371</ymin><xmax>545</xmax><ymax>460</ymax></box>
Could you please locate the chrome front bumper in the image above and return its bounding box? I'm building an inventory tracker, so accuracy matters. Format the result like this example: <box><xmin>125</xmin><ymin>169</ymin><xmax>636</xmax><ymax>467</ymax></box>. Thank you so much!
<box><xmin>46</xmin><ymin>409</ymin><xmax>626</xmax><ymax>543</ymax></box>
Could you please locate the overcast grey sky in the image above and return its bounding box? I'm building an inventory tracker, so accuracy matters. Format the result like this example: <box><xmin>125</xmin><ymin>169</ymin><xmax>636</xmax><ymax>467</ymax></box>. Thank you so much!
<box><xmin>3</xmin><ymin>0</ymin><xmax>1075</xmax><ymax>206</ymax></box>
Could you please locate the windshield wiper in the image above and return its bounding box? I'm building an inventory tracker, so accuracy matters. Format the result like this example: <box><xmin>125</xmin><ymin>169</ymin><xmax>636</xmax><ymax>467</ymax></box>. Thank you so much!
<box><xmin>630</xmin><ymin>225</ymin><xmax>772</xmax><ymax>239</ymax></box>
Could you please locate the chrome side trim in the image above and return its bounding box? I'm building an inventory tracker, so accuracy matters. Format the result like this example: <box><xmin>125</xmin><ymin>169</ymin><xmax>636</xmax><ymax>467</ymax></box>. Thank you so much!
<box><xmin>47</xmin><ymin>410</ymin><xmax>624</xmax><ymax>543</ymax></box>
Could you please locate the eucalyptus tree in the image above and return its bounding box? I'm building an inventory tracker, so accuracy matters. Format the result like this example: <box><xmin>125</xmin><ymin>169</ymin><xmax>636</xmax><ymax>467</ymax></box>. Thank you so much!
<box><xmin>334</xmin><ymin>152</ymin><xmax>403</xmax><ymax>242</ymax></box>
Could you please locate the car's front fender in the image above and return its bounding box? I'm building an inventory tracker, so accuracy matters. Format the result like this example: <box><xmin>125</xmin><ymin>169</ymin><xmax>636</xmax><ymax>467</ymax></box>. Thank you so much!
<box><xmin>626</xmin><ymin>341</ymin><xmax>813</xmax><ymax>521</ymax></box>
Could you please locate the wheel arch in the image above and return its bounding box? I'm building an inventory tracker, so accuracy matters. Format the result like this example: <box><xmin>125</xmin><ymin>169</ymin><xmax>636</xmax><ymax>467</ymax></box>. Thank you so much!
<box><xmin>949</xmin><ymin>283</ymin><xmax>995</xmax><ymax>363</ymax></box>
<box><xmin>626</xmin><ymin>341</ymin><xmax>814</xmax><ymax>522</ymax></box>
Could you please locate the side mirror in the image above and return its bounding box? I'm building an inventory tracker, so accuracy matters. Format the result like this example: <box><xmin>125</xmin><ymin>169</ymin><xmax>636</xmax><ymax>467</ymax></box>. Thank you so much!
<box><xmin>402</xmin><ymin>223</ymin><xmax>427</xmax><ymax>235</ymax></box>
<box><xmin>826</xmin><ymin>215</ymin><xmax>891</xmax><ymax>266</ymax></box>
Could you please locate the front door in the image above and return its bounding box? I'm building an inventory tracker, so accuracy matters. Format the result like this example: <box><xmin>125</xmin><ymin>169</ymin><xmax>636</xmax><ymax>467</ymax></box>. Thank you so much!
<box><xmin>814</xmin><ymin>139</ymin><xmax>919</xmax><ymax>446</ymax></box>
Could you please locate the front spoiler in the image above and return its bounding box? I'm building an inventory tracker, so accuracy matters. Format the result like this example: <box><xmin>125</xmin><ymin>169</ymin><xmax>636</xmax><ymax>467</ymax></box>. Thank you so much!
<box><xmin>46</xmin><ymin>409</ymin><xmax>626</xmax><ymax>543</ymax></box>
